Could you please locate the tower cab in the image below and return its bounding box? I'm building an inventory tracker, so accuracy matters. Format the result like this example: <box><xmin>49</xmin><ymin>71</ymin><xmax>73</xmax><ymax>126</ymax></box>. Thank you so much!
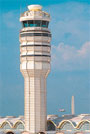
<box><xmin>22</xmin><ymin>20</ymin><xmax>49</xmax><ymax>28</ymax></box>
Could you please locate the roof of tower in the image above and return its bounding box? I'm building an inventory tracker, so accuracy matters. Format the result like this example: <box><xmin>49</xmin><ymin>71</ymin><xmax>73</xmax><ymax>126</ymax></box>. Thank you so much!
<box><xmin>28</xmin><ymin>5</ymin><xmax>42</xmax><ymax>11</ymax></box>
<box><xmin>20</xmin><ymin>5</ymin><xmax>50</xmax><ymax>22</ymax></box>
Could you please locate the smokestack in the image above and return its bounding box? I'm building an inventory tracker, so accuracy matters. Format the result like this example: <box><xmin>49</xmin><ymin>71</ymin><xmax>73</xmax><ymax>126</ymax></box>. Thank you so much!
<box><xmin>71</xmin><ymin>96</ymin><xmax>75</xmax><ymax>115</ymax></box>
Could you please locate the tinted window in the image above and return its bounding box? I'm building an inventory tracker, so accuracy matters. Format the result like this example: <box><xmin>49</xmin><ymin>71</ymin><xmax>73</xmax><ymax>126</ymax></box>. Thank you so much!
<box><xmin>20</xmin><ymin>33</ymin><xmax>51</xmax><ymax>37</ymax></box>
<box><xmin>42</xmin><ymin>21</ymin><xmax>48</xmax><ymax>27</ymax></box>
<box><xmin>35</xmin><ymin>20</ymin><xmax>41</xmax><ymax>27</ymax></box>
<box><xmin>22</xmin><ymin>20</ymin><xmax>49</xmax><ymax>28</ymax></box>
<box><xmin>23</xmin><ymin>21</ymin><xmax>28</xmax><ymax>27</ymax></box>
<box><xmin>28</xmin><ymin>20</ymin><xmax>34</xmax><ymax>27</ymax></box>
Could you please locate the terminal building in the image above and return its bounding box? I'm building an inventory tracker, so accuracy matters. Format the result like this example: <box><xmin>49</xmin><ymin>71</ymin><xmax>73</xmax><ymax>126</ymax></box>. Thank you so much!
<box><xmin>0</xmin><ymin>114</ymin><xmax>90</xmax><ymax>134</ymax></box>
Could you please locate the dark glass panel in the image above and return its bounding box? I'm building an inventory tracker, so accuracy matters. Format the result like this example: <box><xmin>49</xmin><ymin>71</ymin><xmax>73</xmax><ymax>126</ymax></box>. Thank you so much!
<box><xmin>28</xmin><ymin>20</ymin><xmax>34</xmax><ymax>27</ymax></box>
<box><xmin>35</xmin><ymin>20</ymin><xmax>41</xmax><ymax>27</ymax></box>
<box><xmin>22</xmin><ymin>20</ymin><xmax>49</xmax><ymax>28</ymax></box>
<box><xmin>20</xmin><ymin>33</ymin><xmax>51</xmax><ymax>37</ymax></box>
<box><xmin>21</xmin><ymin>54</ymin><xmax>50</xmax><ymax>57</ymax></box>
<box><xmin>23</xmin><ymin>21</ymin><xmax>28</xmax><ymax>27</ymax></box>
<box><xmin>47</xmin><ymin>121</ymin><xmax>56</xmax><ymax>131</ymax></box>
<box><xmin>47</xmin><ymin>21</ymin><xmax>49</xmax><ymax>27</ymax></box>
<box><xmin>42</xmin><ymin>21</ymin><xmax>47</xmax><ymax>27</ymax></box>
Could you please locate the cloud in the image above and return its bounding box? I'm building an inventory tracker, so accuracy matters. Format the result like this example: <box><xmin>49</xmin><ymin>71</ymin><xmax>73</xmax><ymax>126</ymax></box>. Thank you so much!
<box><xmin>48</xmin><ymin>2</ymin><xmax>90</xmax><ymax>47</ymax></box>
<box><xmin>52</xmin><ymin>42</ymin><xmax>90</xmax><ymax>71</ymax></box>
<box><xmin>2</xmin><ymin>11</ymin><xmax>20</xmax><ymax>29</ymax></box>
<box><xmin>48</xmin><ymin>2</ymin><xmax>90</xmax><ymax>71</ymax></box>
<box><xmin>2</xmin><ymin>12</ymin><xmax>16</xmax><ymax>28</ymax></box>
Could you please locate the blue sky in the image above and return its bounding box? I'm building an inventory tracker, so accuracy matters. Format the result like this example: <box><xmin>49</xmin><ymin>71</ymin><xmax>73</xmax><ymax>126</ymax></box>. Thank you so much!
<box><xmin>0</xmin><ymin>0</ymin><xmax>90</xmax><ymax>116</ymax></box>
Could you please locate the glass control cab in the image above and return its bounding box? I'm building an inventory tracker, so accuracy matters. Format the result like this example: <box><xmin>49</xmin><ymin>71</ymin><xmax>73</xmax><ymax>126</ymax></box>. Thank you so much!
<box><xmin>22</xmin><ymin>20</ymin><xmax>49</xmax><ymax>28</ymax></box>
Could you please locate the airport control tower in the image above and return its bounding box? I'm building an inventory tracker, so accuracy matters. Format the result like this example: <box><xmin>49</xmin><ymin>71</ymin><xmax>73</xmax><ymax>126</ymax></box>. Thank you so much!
<box><xmin>19</xmin><ymin>5</ymin><xmax>51</xmax><ymax>134</ymax></box>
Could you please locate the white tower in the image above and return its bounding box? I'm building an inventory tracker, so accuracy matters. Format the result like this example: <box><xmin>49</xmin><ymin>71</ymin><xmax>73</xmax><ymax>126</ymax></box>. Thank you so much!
<box><xmin>71</xmin><ymin>96</ymin><xmax>75</xmax><ymax>115</ymax></box>
<box><xmin>19</xmin><ymin>5</ymin><xmax>51</xmax><ymax>134</ymax></box>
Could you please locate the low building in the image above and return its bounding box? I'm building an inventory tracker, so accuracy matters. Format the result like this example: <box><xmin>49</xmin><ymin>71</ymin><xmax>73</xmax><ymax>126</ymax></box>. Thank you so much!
<box><xmin>47</xmin><ymin>114</ymin><xmax>90</xmax><ymax>134</ymax></box>
<box><xmin>0</xmin><ymin>114</ymin><xmax>90</xmax><ymax>134</ymax></box>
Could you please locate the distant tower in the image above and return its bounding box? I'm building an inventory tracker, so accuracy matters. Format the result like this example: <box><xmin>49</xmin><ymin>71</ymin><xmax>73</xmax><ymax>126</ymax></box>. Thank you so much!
<box><xmin>71</xmin><ymin>96</ymin><xmax>75</xmax><ymax>115</ymax></box>
<box><xmin>19</xmin><ymin>5</ymin><xmax>51</xmax><ymax>134</ymax></box>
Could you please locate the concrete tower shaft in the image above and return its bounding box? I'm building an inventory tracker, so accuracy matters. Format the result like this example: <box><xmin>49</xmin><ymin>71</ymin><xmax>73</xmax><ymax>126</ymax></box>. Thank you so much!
<box><xmin>19</xmin><ymin>5</ymin><xmax>51</xmax><ymax>134</ymax></box>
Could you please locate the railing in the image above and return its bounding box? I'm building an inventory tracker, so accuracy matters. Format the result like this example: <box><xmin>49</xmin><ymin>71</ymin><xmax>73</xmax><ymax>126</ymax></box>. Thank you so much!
<box><xmin>20</xmin><ymin>11</ymin><xmax>50</xmax><ymax>19</ymax></box>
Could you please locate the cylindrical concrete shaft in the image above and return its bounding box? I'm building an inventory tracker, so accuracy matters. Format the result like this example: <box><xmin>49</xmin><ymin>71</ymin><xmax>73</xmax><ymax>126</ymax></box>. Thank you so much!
<box><xmin>24</xmin><ymin>74</ymin><xmax>47</xmax><ymax>133</ymax></box>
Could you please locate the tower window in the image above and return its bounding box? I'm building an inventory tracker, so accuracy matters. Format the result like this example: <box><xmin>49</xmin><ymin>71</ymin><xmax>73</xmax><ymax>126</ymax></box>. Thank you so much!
<box><xmin>23</xmin><ymin>22</ymin><xmax>28</xmax><ymax>27</ymax></box>
<box><xmin>42</xmin><ymin>21</ymin><xmax>48</xmax><ymax>27</ymax></box>
<box><xmin>20</xmin><ymin>32</ymin><xmax>51</xmax><ymax>37</ymax></box>
<box><xmin>22</xmin><ymin>20</ymin><xmax>49</xmax><ymax>28</ymax></box>
<box><xmin>35</xmin><ymin>20</ymin><xmax>41</xmax><ymax>27</ymax></box>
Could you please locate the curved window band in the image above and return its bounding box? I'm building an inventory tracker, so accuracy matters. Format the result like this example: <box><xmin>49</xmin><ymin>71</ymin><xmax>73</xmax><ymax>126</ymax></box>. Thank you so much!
<box><xmin>20</xmin><ymin>33</ymin><xmax>51</xmax><ymax>37</ymax></box>
<box><xmin>22</xmin><ymin>20</ymin><xmax>49</xmax><ymax>28</ymax></box>
<box><xmin>20</xmin><ymin>30</ymin><xmax>51</xmax><ymax>34</ymax></box>
<box><xmin>21</xmin><ymin>45</ymin><xmax>51</xmax><ymax>47</ymax></box>
<box><xmin>21</xmin><ymin>55</ymin><xmax>51</xmax><ymax>57</ymax></box>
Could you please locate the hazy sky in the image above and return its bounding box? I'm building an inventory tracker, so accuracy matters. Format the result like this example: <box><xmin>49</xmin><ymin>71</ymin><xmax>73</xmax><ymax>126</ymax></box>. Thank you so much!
<box><xmin>0</xmin><ymin>0</ymin><xmax>90</xmax><ymax>116</ymax></box>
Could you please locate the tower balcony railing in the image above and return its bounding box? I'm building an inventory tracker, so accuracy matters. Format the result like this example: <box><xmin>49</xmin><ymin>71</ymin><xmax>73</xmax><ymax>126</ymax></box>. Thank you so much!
<box><xmin>20</xmin><ymin>56</ymin><xmax>51</xmax><ymax>63</ymax></box>
<box><xmin>19</xmin><ymin>36</ymin><xmax>51</xmax><ymax>44</ymax></box>
<box><xmin>20</xmin><ymin>27</ymin><xmax>51</xmax><ymax>33</ymax></box>
<box><xmin>20</xmin><ymin>11</ymin><xmax>50</xmax><ymax>18</ymax></box>
<box><xmin>20</xmin><ymin>11</ymin><xmax>50</xmax><ymax>22</ymax></box>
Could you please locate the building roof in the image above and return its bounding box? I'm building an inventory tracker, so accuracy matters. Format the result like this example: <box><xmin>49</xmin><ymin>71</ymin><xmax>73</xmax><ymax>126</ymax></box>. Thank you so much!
<box><xmin>0</xmin><ymin>114</ymin><xmax>90</xmax><ymax>129</ymax></box>
<box><xmin>47</xmin><ymin>114</ymin><xmax>90</xmax><ymax>128</ymax></box>
<box><xmin>0</xmin><ymin>116</ymin><xmax>24</xmax><ymax>128</ymax></box>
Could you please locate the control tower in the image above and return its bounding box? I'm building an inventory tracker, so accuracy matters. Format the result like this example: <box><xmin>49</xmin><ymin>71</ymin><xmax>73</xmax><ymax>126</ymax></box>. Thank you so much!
<box><xmin>19</xmin><ymin>5</ymin><xmax>51</xmax><ymax>134</ymax></box>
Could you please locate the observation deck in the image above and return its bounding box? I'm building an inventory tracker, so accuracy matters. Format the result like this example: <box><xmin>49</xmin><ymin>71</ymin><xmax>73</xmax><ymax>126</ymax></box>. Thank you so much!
<box><xmin>20</xmin><ymin>5</ymin><xmax>50</xmax><ymax>22</ymax></box>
